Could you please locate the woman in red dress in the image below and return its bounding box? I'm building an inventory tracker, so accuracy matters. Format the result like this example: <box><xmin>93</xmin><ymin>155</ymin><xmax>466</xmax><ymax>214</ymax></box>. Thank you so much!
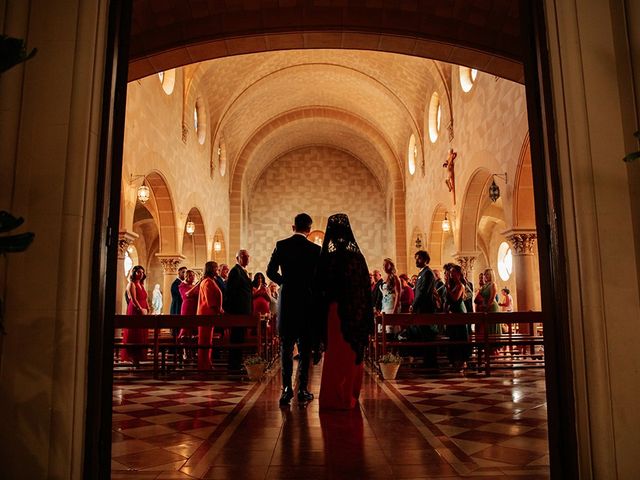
<box><xmin>252</xmin><ymin>272</ymin><xmax>271</xmax><ymax>316</ymax></box>
<box><xmin>197</xmin><ymin>261</ymin><xmax>223</xmax><ymax>370</ymax></box>
<box><xmin>178</xmin><ymin>269</ymin><xmax>199</xmax><ymax>335</ymax></box>
<box><xmin>317</xmin><ymin>214</ymin><xmax>373</xmax><ymax>410</ymax></box>
<box><xmin>121</xmin><ymin>265</ymin><xmax>149</xmax><ymax>367</ymax></box>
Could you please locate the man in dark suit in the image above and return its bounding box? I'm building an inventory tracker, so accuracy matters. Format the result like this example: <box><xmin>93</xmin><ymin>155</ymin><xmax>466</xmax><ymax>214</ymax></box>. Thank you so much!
<box><xmin>267</xmin><ymin>213</ymin><xmax>321</xmax><ymax>405</ymax></box>
<box><xmin>170</xmin><ymin>267</ymin><xmax>187</xmax><ymax>336</ymax></box>
<box><xmin>223</xmin><ymin>249</ymin><xmax>253</xmax><ymax>370</ymax></box>
<box><xmin>371</xmin><ymin>269</ymin><xmax>384</xmax><ymax>313</ymax></box>
<box><xmin>411</xmin><ymin>250</ymin><xmax>439</xmax><ymax>369</ymax></box>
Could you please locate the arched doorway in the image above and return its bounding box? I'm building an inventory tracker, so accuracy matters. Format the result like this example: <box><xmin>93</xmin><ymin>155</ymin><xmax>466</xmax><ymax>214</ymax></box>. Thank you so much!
<box><xmin>84</xmin><ymin>1</ymin><xmax>576</xmax><ymax>478</ymax></box>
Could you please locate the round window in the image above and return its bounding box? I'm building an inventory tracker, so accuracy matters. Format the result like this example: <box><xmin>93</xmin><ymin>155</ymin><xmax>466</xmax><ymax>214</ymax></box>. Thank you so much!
<box><xmin>158</xmin><ymin>68</ymin><xmax>176</xmax><ymax>95</ymax></box>
<box><xmin>428</xmin><ymin>92</ymin><xmax>441</xmax><ymax>143</ymax></box>
<box><xmin>407</xmin><ymin>134</ymin><xmax>417</xmax><ymax>175</ymax></box>
<box><xmin>497</xmin><ymin>241</ymin><xmax>513</xmax><ymax>281</ymax></box>
<box><xmin>459</xmin><ymin>66</ymin><xmax>478</xmax><ymax>93</ymax></box>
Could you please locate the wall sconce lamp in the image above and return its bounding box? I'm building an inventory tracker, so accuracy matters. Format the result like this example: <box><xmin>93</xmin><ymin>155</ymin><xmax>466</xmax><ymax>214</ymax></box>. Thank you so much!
<box><xmin>414</xmin><ymin>233</ymin><xmax>423</xmax><ymax>249</ymax></box>
<box><xmin>489</xmin><ymin>173</ymin><xmax>508</xmax><ymax>202</ymax></box>
<box><xmin>185</xmin><ymin>219</ymin><xmax>196</xmax><ymax>235</ymax></box>
<box><xmin>213</xmin><ymin>235</ymin><xmax>222</xmax><ymax>252</ymax></box>
<box><xmin>129</xmin><ymin>174</ymin><xmax>150</xmax><ymax>204</ymax></box>
<box><xmin>441</xmin><ymin>212</ymin><xmax>451</xmax><ymax>232</ymax></box>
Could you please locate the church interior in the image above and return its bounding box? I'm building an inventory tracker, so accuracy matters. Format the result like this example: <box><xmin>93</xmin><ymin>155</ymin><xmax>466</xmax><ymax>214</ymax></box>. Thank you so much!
<box><xmin>0</xmin><ymin>1</ymin><xmax>639</xmax><ymax>479</ymax></box>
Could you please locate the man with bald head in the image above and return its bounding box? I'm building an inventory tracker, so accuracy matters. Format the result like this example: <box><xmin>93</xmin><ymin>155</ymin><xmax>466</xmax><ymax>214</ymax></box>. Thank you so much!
<box><xmin>224</xmin><ymin>249</ymin><xmax>253</xmax><ymax>370</ymax></box>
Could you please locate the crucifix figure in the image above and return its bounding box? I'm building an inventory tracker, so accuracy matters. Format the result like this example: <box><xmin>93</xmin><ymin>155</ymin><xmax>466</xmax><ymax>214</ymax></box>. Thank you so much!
<box><xmin>443</xmin><ymin>148</ymin><xmax>457</xmax><ymax>204</ymax></box>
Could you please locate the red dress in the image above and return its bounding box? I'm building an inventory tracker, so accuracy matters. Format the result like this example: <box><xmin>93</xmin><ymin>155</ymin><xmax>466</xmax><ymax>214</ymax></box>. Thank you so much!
<box><xmin>252</xmin><ymin>287</ymin><xmax>271</xmax><ymax>315</ymax></box>
<box><xmin>319</xmin><ymin>303</ymin><xmax>363</xmax><ymax>410</ymax></box>
<box><xmin>121</xmin><ymin>282</ymin><xmax>149</xmax><ymax>363</ymax></box>
<box><xmin>178</xmin><ymin>282</ymin><xmax>199</xmax><ymax>338</ymax></box>
<box><xmin>197</xmin><ymin>277</ymin><xmax>222</xmax><ymax>370</ymax></box>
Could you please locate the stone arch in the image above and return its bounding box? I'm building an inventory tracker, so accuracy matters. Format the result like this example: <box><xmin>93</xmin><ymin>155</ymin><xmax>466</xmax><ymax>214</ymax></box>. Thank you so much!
<box><xmin>211</xmin><ymin>228</ymin><xmax>227</xmax><ymax>264</ymax></box>
<box><xmin>427</xmin><ymin>203</ymin><xmax>450</xmax><ymax>269</ymax></box>
<box><xmin>458</xmin><ymin>167</ymin><xmax>492</xmax><ymax>253</ymax></box>
<box><xmin>513</xmin><ymin>132</ymin><xmax>536</xmax><ymax>229</ymax></box>
<box><xmin>145</xmin><ymin>171</ymin><xmax>178</xmax><ymax>253</ymax></box>
<box><xmin>181</xmin><ymin>207</ymin><xmax>207</xmax><ymax>270</ymax></box>
<box><xmin>228</xmin><ymin>106</ymin><xmax>407</xmax><ymax>271</ymax></box>
<box><xmin>128</xmin><ymin>6</ymin><xmax>525</xmax><ymax>83</ymax></box>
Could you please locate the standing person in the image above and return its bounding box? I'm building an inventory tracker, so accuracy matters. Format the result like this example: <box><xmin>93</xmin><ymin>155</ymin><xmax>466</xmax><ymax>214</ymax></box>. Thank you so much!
<box><xmin>214</xmin><ymin>267</ymin><xmax>226</xmax><ymax>298</ymax></box>
<box><xmin>252</xmin><ymin>272</ymin><xmax>271</xmax><ymax>316</ymax></box>
<box><xmin>170</xmin><ymin>267</ymin><xmax>187</xmax><ymax>314</ymax></box>
<box><xmin>380</xmin><ymin>258</ymin><xmax>401</xmax><ymax>339</ymax></box>
<box><xmin>499</xmin><ymin>288</ymin><xmax>514</xmax><ymax>312</ymax></box>
<box><xmin>178</xmin><ymin>269</ymin><xmax>199</xmax><ymax>338</ymax></box>
<box><xmin>317</xmin><ymin>213</ymin><xmax>373</xmax><ymax>410</ymax></box>
<box><xmin>268</xmin><ymin>282</ymin><xmax>279</xmax><ymax>316</ymax></box>
<box><xmin>219</xmin><ymin>264</ymin><xmax>230</xmax><ymax>282</ymax></box>
<box><xmin>267</xmin><ymin>213</ymin><xmax>321</xmax><ymax>405</ymax></box>
<box><xmin>170</xmin><ymin>266</ymin><xmax>187</xmax><ymax>337</ymax></box>
<box><xmin>151</xmin><ymin>284</ymin><xmax>163</xmax><ymax>314</ymax></box>
<box><xmin>224</xmin><ymin>250</ymin><xmax>253</xmax><ymax>371</ymax></box>
<box><xmin>197</xmin><ymin>261</ymin><xmax>223</xmax><ymax>370</ymax></box>
<box><xmin>121</xmin><ymin>265</ymin><xmax>149</xmax><ymax>367</ymax></box>
<box><xmin>399</xmin><ymin>274</ymin><xmax>414</xmax><ymax>313</ymax></box>
<box><xmin>445</xmin><ymin>264</ymin><xmax>471</xmax><ymax>369</ymax></box>
<box><xmin>371</xmin><ymin>270</ymin><xmax>384</xmax><ymax>313</ymax></box>
<box><xmin>479</xmin><ymin>268</ymin><xmax>501</xmax><ymax>335</ymax></box>
<box><xmin>411</xmin><ymin>250</ymin><xmax>439</xmax><ymax>369</ymax></box>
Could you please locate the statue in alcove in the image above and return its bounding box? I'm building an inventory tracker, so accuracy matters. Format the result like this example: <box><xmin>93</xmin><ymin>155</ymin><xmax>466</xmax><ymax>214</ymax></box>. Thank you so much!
<box><xmin>443</xmin><ymin>148</ymin><xmax>457</xmax><ymax>204</ymax></box>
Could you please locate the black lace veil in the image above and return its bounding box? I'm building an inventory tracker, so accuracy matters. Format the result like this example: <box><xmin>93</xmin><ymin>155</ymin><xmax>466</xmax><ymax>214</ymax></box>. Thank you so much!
<box><xmin>316</xmin><ymin>213</ymin><xmax>373</xmax><ymax>364</ymax></box>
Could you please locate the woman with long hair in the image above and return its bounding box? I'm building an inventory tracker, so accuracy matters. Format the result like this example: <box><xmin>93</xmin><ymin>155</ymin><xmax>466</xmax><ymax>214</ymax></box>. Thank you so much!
<box><xmin>317</xmin><ymin>214</ymin><xmax>373</xmax><ymax>410</ymax></box>
<box><xmin>445</xmin><ymin>264</ymin><xmax>471</xmax><ymax>369</ymax></box>
<box><xmin>480</xmin><ymin>268</ymin><xmax>501</xmax><ymax>335</ymax></box>
<box><xmin>197</xmin><ymin>261</ymin><xmax>223</xmax><ymax>370</ymax></box>
<box><xmin>121</xmin><ymin>265</ymin><xmax>149</xmax><ymax>367</ymax></box>
<box><xmin>252</xmin><ymin>272</ymin><xmax>271</xmax><ymax>316</ymax></box>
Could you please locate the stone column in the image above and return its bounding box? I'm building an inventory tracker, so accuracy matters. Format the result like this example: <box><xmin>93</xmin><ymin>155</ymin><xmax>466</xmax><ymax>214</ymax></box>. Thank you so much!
<box><xmin>156</xmin><ymin>254</ymin><xmax>185</xmax><ymax>313</ymax></box>
<box><xmin>505</xmin><ymin>230</ymin><xmax>538</xmax><ymax>334</ymax></box>
<box><xmin>117</xmin><ymin>231</ymin><xmax>138</xmax><ymax>314</ymax></box>
<box><xmin>454</xmin><ymin>252</ymin><xmax>479</xmax><ymax>283</ymax></box>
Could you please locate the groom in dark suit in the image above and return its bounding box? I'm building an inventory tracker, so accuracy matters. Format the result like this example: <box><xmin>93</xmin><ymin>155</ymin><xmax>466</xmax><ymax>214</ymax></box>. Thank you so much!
<box><xmin>267</xmin><ymin>213</ymin><xmax>321</xmax><ymax>405</ymax></box>
<box><xmin>224</xmin><ymin>249</ymin><xmax>253</xmax><ymax>370</ymax></box>
<box><xmin>411</xmin><ymin>250</ymin><xmax>439</xmax><ymax>369</ymax></box>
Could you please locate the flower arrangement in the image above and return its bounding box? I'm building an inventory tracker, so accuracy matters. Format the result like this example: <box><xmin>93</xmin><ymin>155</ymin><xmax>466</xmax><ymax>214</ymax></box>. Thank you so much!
<box><xmin>244</xmin><ymin>354</ymin><xmax>266</xmax><ymax>366</ymax></box>
<box><xmin>378</xmin><ymin>352</ymin><xmax>402</xmax><ymax>364</ymax></box>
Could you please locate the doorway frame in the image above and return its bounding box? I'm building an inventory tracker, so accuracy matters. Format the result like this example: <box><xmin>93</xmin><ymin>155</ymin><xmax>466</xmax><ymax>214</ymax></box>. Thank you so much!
<box><xmin>83</xmin><ymin>1</ymin><xmax>578</xmax><ymax>478</ymax></box>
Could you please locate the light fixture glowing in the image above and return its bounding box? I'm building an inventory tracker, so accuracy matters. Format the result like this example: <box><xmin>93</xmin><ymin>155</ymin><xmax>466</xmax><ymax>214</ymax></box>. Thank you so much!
<box><xmin>137</xmin><ymin>184</ymin><xmax>150</xmax><ymax>204</ymax></box>
<box><xmin>186</xmin><ymin>220</ymin><xmax>196</xmax><ymax>235</ymax></box>
<box><xmin>442</xmin><ymin>213</ymin><xmax>451</xmax><ymax>232</ymax></box>
<box><xmin>213</xmin><ymin>238</ymin><xmax>222</xmax><ymax>252</ymax></box>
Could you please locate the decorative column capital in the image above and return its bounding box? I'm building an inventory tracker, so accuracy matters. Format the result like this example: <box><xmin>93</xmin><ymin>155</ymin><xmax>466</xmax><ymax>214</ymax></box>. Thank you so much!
<box><xmin>453</xmin><ymin>251</ymin><xmax>479</xmax><ymax>278</ymax></box>
<box><xmin>155</xmin><ymin>254</ymin><xmax>186</xmax><ymax>274</ymax></box>
<box><xmin>503</xmin><ymin>230</ymin><xmax>537</xmax><ymax>255</ymax></box>
<box><xmin>117</xmin><ymin>231</ymin><xmax>138</xmax><ymax>257</ymax></box>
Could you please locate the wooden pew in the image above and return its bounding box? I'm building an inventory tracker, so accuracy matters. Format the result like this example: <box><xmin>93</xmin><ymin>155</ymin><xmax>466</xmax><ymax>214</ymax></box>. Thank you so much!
<box><xmin>113</xmin><ymin>314</ymin><xmax>263</xmax><ymax>377</ymax></box>
<box><xmin>377</xmin><ymin>312</ymin><xmax>545</xmax><ymax>375</ymax></box>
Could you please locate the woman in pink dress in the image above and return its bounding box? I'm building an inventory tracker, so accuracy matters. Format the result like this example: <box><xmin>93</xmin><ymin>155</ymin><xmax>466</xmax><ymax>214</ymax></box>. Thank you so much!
<box><xmin>197</xmin><ymin>261</ymin><xmax>223</xmax><ymax>370</ymax></box>
<box><xmin>121</xmin><ymin>265</ymin><xmax>149</xmax><ymax>366</ymax></box>
<box><xmin>178</xmin><ymin>269</ymin><xmax>199</xmax><ymax>337</ymax></box>
<box><xmin>252</xmin><ymin>272</ymin><xmax>271</xmax><ymax>316</ymax></box>
<box><xmin>317</xmin><ymin>214</ymin><xmax>373</xmax><ymax>410</ymax></box>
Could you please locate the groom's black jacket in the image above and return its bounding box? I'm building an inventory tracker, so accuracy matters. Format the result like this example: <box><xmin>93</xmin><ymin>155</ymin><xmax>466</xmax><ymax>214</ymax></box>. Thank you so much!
<box><xmin>266</xmin><ymin>234</ymin><xmax>321</xmax><ymax>338</ymax></box>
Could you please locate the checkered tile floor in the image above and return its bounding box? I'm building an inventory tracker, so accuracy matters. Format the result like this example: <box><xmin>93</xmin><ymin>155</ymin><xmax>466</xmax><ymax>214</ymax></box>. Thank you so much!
<box><xmin>111</xmin><ymin>368</ymin><xmax>549</xmax><ymax>478</ymax></box>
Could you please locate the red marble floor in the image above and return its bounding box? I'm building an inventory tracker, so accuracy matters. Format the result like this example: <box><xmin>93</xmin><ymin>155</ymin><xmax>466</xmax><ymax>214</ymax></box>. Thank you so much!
<box><xmin>111</xmin><ymin>365</ymin><xmax>549</xmax><ymax>479</ymax></box>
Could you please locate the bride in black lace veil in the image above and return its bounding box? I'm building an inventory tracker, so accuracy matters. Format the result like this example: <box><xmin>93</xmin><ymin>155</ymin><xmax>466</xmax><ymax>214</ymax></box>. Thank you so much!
<box><xmin>315</xmin><ymin>213</ymin><xmax>373</xmax><ymax>364</ymax></box>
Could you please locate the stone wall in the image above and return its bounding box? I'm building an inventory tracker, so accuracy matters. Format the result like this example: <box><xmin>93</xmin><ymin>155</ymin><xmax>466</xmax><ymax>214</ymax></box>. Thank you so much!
<box><xmin>248</xmin><ymin>146</ymin><xmax>388</xmax><ymax>275</ymax></box>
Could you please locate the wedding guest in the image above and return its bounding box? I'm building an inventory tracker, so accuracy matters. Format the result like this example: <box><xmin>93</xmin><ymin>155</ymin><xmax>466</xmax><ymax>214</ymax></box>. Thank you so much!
<box><xmin>499</xmin><ymin>287</ymin><xmax>514</xmax><ymax>312</ymax></box>
<box><xmin>197</xmin><ymin>261</ymin><xmax>223</xmax><ymax>370</ymax></box>
<box><xmin>317</xmin><ymin>214</ymin><xmax>373</xmax><ymax>409</ymax></box>
<box><xmin>178</xmin><ymin>269</ymin><xmax>199</xmax><ymax>337</ymax></box>
<box><xmin>268</xmin><ymin>282</ymin><xmax>279</xmax><ymax>316</ymax></box>
<box><xmin>252</xmin><ymin>272</ymin><xmax>271</xmax><ymax>316</ymax></box>
<box><xmin>225</xmin><ymin>250</ymin><xmax>252</xmax><ymax>371</ymax></box>
<box><xmin>411</xmin><ymin>251</ymin><xmax>439</xmax><ymax>368</ymax></box>
<box><xmin>479</xmin><ymin>268</ymin><xmax>501</xmax><ymax>335</ymax></box>
<box><xmin>445</xmin><ymin>264</ymin><xmax>471</xmax><ymax>369</ymax></box>
<box><xmin>371</xmin><ymin>269</ymin><xmax>384</xmax><ymax>313</ymax></box>
<box><xmin>170</xmin><ymin>266</ymin><xmax>187</xmax><ymax>337</ymax></box>
<box><xmin>399</xmin><ymin>274</ymin><xmax>414</xmax><ymax>313</ymax></box>
<box><xmin>121</xmin><ymin>265</ymin><xmax>149</xmax><ymax>367</ymax></box>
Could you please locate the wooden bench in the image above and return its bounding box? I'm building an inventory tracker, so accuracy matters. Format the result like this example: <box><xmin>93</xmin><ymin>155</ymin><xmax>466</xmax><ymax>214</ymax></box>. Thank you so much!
<box><xmin>375</xmin><ymin>312</ymin><xmax>545</xmax><ymax>375</ymax></box>
<box><xmin>113</xmin><ymin>314</ymin><xmax>267</xmax><ymax>377</ymax></box>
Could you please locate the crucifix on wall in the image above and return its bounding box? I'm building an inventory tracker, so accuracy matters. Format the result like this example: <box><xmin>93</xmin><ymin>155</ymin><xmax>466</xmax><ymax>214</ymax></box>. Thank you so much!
<box><xmin>443</xmin><ymin>148</ymin><xmax>457</xmax><ymax>204</ymax></box>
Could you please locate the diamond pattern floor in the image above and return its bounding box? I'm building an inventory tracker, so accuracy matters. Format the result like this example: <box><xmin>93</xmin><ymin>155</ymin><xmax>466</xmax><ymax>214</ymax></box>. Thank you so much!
<box><xmin>111</xmin><ymin>366</ymin><xmax>549</xmax><ymax>479</ymax></box>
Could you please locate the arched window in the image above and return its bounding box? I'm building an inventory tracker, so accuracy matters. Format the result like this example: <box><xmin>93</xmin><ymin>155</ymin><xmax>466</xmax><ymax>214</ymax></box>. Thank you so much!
<box><xmin>407</xmin><ymin>134</ymin><xmax>417</xmax><ymax>175</ymax></box>
<box><xmin>497</xmin><ymin>241</ymin><xmax>513</xmax><ymax>281</ymax></box>
<box><xmin>428</xmin><ymin>92</ymin><xmax>441</xmax><ymax>143</ymax></box>
<box><xmin>459</xmin><ymin>66</ymin><xmax>478</xmax><ymax>93</ymax></box>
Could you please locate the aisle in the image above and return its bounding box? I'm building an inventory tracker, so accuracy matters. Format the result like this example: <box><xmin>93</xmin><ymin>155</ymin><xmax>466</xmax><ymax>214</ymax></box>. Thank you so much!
<box><xmin>112</xmin><ymin>363</ymin><xmax>549</xmax><ymax>479</ymax></box>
